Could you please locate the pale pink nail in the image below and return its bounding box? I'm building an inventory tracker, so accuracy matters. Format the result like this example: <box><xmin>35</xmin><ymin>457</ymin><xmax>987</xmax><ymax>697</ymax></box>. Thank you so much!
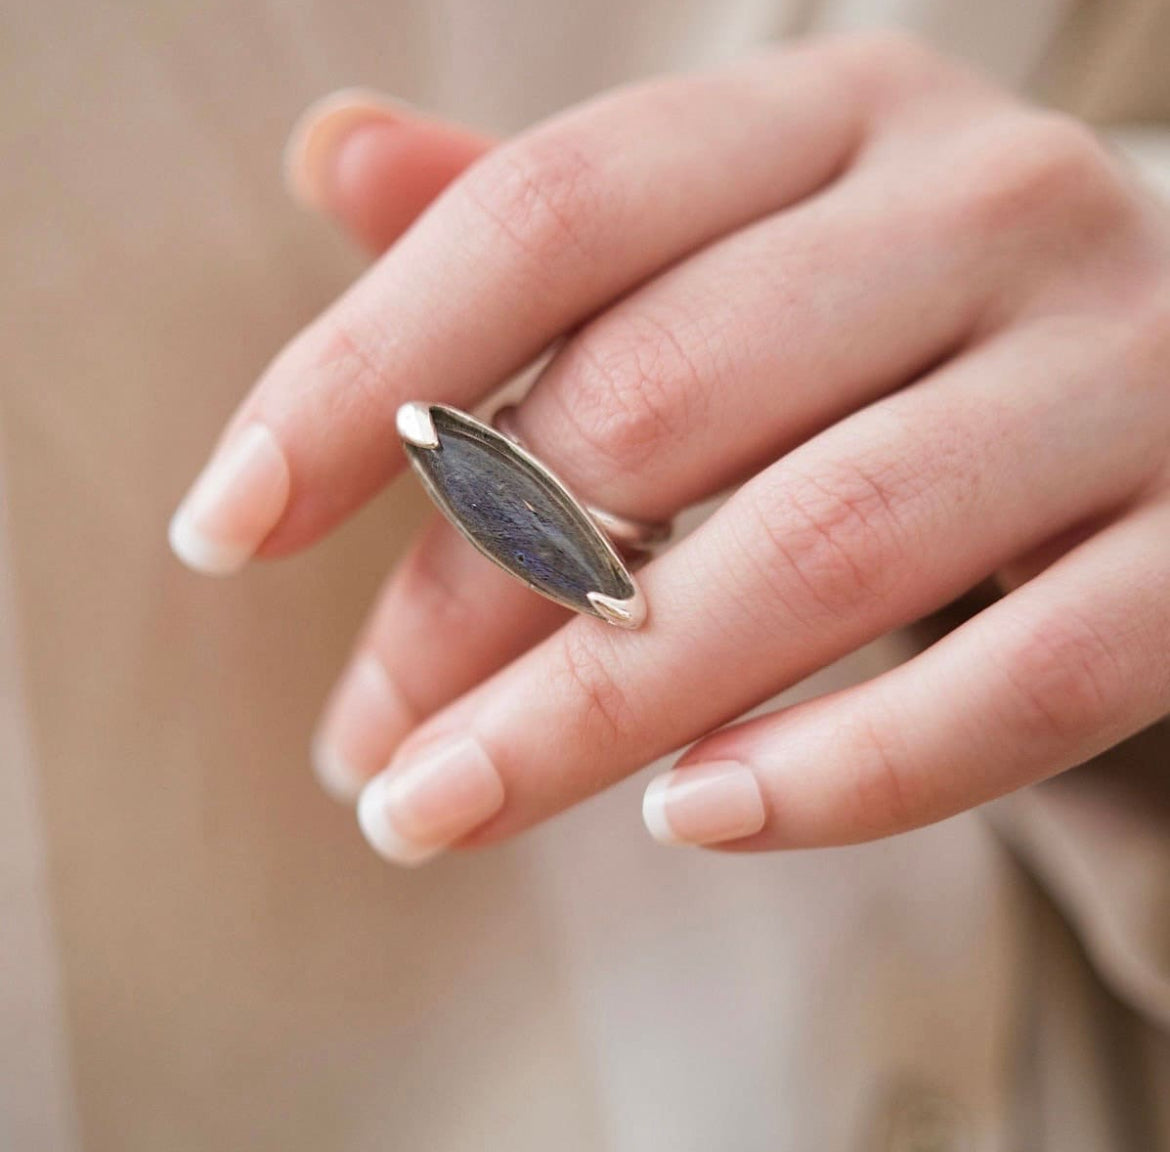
<box><xmin>642</xmin><ymin>760</ymin><xmax>766</xmax><ymax>846</ymax></box>
<box><xmin>168</xmin><ymin>423</ymin><xmax>290</xmax><ymax>575</ymax></box>
<box><xmin>312</xmin><ymin>654</ymin><xmax>414</xmax><ymax>804</ymax></box>
<box><xmin>283</xmin><ymin>88</ymin><xmax>412</xmax><ymax>210</ymax></box>
<box><xmin>357</xmin><ymin>737</ymin><xmax>504</xmax><ymax>866</ymax></box>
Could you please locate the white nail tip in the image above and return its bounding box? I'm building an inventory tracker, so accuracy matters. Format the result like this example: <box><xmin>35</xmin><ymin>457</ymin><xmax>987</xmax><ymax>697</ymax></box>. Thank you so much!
<box><xmin>641</xmin><ymin>774</ymin><xmax>683</xmax><ymax>846</ymax></box>
<box><xmin>167</xmin><ymin>509</ymin><xmax>252</xmax><ymax>576</ymax></box>
<box><xmin>357</xmin><ymin>775</ymin><xmax>443</xmax><ymax>867</ymax></box>
<box><xmin>311</xmin><ymin>739</ymin><xmax>366</xmax><ymax>805</ymax></box>
<box><xmin>168</xmin><ymin>424</ymin><xmax>289</xmax><ymax>576</ymax></box>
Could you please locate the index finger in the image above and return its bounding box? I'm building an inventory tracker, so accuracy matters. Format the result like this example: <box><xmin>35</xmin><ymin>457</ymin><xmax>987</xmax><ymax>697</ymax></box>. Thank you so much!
<box><xmin>169</xmin><ymin>43</ymin><xmax>872</xmax><ymax>574</ymax></box>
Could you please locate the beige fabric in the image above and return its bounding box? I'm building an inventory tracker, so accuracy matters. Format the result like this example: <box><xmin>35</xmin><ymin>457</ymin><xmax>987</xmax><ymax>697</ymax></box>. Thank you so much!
<box><xmin>0</xmin><ymin>467</ymin><xmax>78</xmax><ymax>1152</ymax></box>
<box><xmin>1042</xmin><ymin>0</ymin><xmax>1170</xmax><ymax>122</ymax></box>
<box><xmin>992</xmin><ymin>725</ymin><xmax>1170</xmax><ymax>1034</ymax></box>
<box><xmin>1</xmin><ymin>1</ymin><xmax>1168</xmax><ymax>1149</ymax></box>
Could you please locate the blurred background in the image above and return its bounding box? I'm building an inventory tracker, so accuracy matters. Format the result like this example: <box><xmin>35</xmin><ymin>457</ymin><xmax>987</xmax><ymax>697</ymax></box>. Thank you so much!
<box><xmin>2</xmin><ymin>1</ymin><xmax>1169</xmax><ymax>1149</ymax></box>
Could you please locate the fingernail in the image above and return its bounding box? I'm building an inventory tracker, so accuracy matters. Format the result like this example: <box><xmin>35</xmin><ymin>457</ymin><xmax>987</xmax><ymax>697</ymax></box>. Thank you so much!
<box><xmin>283</xmin><ymin>88</ymin><xmax>412</xmax><ymax>210</ymax></box>
<box><xmin>312</xmin><ymin>655</ymin><xmax>414</xmax><ymax>804</ymax></box>
<box><xmin>642</xmin><ymin>760</ymin><xmax>766</xmax><ymax>846</ymax></box>
<box><xmin>357</xmin><ymin>736</ymin><xmax>504</xmax><ymax>866</ymax></box>
<box><xmin>168</xmin><ymin>423</ymin><xmax>290</xmax><ymax>576</ymax></box>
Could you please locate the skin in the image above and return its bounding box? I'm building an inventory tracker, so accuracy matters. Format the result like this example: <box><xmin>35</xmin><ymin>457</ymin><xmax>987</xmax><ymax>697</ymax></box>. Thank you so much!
<box><xmin>179</xmin><ymin>33</ymin><xmax>1170</xmax><ymax>857</ymax></box>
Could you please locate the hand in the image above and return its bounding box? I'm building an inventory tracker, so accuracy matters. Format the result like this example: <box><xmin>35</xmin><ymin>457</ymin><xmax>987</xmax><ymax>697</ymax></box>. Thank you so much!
<box><xmin>170</xmin><ymin>35</ymin><xmax>1170</xmax><ymax>864</ymax></box>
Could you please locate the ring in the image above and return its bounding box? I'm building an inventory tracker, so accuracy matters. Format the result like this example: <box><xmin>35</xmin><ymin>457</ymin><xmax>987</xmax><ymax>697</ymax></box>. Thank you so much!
<box><xmin>396</xmin><ymin>401</ymin><xmax>669</xmax><ymax>629</ymax></box>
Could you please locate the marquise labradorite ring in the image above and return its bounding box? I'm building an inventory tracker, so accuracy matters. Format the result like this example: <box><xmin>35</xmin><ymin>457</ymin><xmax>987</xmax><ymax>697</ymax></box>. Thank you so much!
<box><xmin>396</xmin><ymin>401</ymin><xmax>672</xmax><ymax>629</ymax></box>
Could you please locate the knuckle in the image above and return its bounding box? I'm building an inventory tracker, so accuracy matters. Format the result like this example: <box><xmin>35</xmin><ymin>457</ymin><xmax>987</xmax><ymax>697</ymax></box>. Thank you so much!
<box><xmin>559</xmin><ymin>314</ymin><xmax>707</xmax><ymax>479</ymax></box>
<box><xmin>748</xmin><ymin>453</ymin><xmax>918</xmax><ymax>625</ymax></box>
<box><xmin>552</xmin><ymin>627</ymin><xmax>635</xmax><ymax>750</ymax></box>
<box><xmin>995</xmin><ymin>608</ymin><xmax>1127</xmax><ymax>745</ymax></box>
<box><xmin>840</xmin><ymin>708</ymin><xmax>923</xmax><ymax>838</ymax></box>
<box><xmin>954</xmin><ymin>113</ymin><xmax>1128</xmax><ymax>236</ymax></box>
<box><xmin>310</xmin><ymin>314</ymin><xmax>393</xmax><ymax>420</ymax></box>
<box><xmin>459</xmin><ymin>133</ymin><xmax>606</xmax><ymax>271</ymax></box>
<box><xmin>1079</xmin><ymin>290</ymin><xmax>1170</xmax><ymax>422</ymax></box>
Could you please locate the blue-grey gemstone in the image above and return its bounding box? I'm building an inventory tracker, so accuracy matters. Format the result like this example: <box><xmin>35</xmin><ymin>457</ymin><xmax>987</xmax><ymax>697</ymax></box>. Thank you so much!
<box><xmin>404</xmin><ymin>404</ymin><xmax>641</xmax><ymax>622</ymax></box>
<box><xmin>402</xmin><ymin>405</ymin><xmax>636</xmax><ymax>619</ymax></box>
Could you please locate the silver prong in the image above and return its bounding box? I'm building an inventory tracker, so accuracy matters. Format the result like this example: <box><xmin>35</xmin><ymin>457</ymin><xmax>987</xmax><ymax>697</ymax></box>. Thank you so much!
<box><xmin>587</xmin><ymin>588</ymin><xmax>647</xmax><ymax>630</ymax></box>
<box><xmin>396</xmin><ymin>402</ymin><xmax>439</xmax><ymax>449</ymax></box>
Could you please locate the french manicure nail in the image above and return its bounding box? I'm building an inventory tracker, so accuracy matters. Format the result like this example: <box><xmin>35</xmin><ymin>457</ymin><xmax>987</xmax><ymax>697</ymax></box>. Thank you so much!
<box><xmin>357</xmin><ymin>736</ymin><xmax>504</xmax><ymax>866</ymax></box>
<box><xmin>168</xmin><ymin>423</ymin><xmax>290</xmax><ymax>576</ymax></box>
<box><xmin>642</xmin><ymin>760</ymin><xmax>766</xmax><ymax>846</ymax></box>
<box><xmin>312</xmin><ymin>654</ymin><xmax>414</xmax><ymax>804</ymax></box>
<box><xmin>283</xmin><ymin>88</ymin><xmax>413</xmax><ymax>210</ymax></box>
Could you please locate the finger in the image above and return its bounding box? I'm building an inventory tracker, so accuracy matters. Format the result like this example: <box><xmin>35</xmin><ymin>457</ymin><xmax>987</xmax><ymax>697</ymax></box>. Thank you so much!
<box><xmin>318</xmin><ymin>147</ymin><xmax>1003</xmax><ymax>798</ymax></box>
<box><xmin>311</xmin><ymin>516</ymin><xmax>566</xmax><ymax>802</ymax></box>
<box><xmin>655</xmin><ymin>495</ymin><xmax>1170</xmax><ymax>849</ymax></box>
<box><xmin>501</xmin><ymin>148</ymin><xmax>1000</xmax><ymax>523</ymax></box>
<box><xmin>353</xmin><ymin>316</ymin><xmax>1168</xmax><ymax>863</ymax></box>
<box><xmin>170</xmin><ymin>41</ymin><xmax>876</xmax><ymax>574</ymax></box>
<box><xmin>283</xmin><ymin>90</ymin><xmax>494</xmax><ymax>253</ymax></box>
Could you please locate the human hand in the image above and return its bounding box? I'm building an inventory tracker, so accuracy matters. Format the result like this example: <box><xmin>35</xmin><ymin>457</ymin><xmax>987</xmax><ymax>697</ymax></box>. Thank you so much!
<box><xmin>170</xmin><ymin>36</ymin><xmax>1170</xmax><ymax>864</ymax></box>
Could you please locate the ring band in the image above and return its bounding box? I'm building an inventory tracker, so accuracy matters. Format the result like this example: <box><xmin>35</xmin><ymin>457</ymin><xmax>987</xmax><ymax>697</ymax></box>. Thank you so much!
<box><xmin>396</xmin><ymin>401</ymin><xmax>660</xmax><ymax>629</ymax></box>
<box><xmin>490</xmin><ymin>405</ymin><xmax>673</xmax><ymax>556</ymax></box>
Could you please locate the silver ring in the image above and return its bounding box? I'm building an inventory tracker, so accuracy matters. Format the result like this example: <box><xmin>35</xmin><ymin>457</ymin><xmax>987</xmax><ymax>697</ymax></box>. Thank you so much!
<box><xmin>396</xmin><ymin>401</ymin><xmax>668</xmax><ymax>629</ymax></box>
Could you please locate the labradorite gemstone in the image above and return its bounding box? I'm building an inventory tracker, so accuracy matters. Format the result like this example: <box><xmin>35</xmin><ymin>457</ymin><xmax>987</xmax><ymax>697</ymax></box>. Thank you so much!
<box><xmin>404</xmin><ymin>406</ymin><xmax>635</xmax><ymax>617</ymax></box>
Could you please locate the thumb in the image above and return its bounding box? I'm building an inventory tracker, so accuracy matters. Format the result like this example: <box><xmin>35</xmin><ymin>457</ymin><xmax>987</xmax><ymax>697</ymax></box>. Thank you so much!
<box><xmin>283</xmin><ymin>89</ymin><xmax>495</xmax><ymax>254</ymax></box>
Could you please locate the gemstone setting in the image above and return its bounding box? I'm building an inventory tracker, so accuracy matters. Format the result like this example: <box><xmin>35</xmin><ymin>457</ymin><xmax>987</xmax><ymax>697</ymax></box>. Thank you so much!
<box><xmin>398</xmin><ymin>403</ymin><xmax>645</xmax><ymax>627</ymax></box>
